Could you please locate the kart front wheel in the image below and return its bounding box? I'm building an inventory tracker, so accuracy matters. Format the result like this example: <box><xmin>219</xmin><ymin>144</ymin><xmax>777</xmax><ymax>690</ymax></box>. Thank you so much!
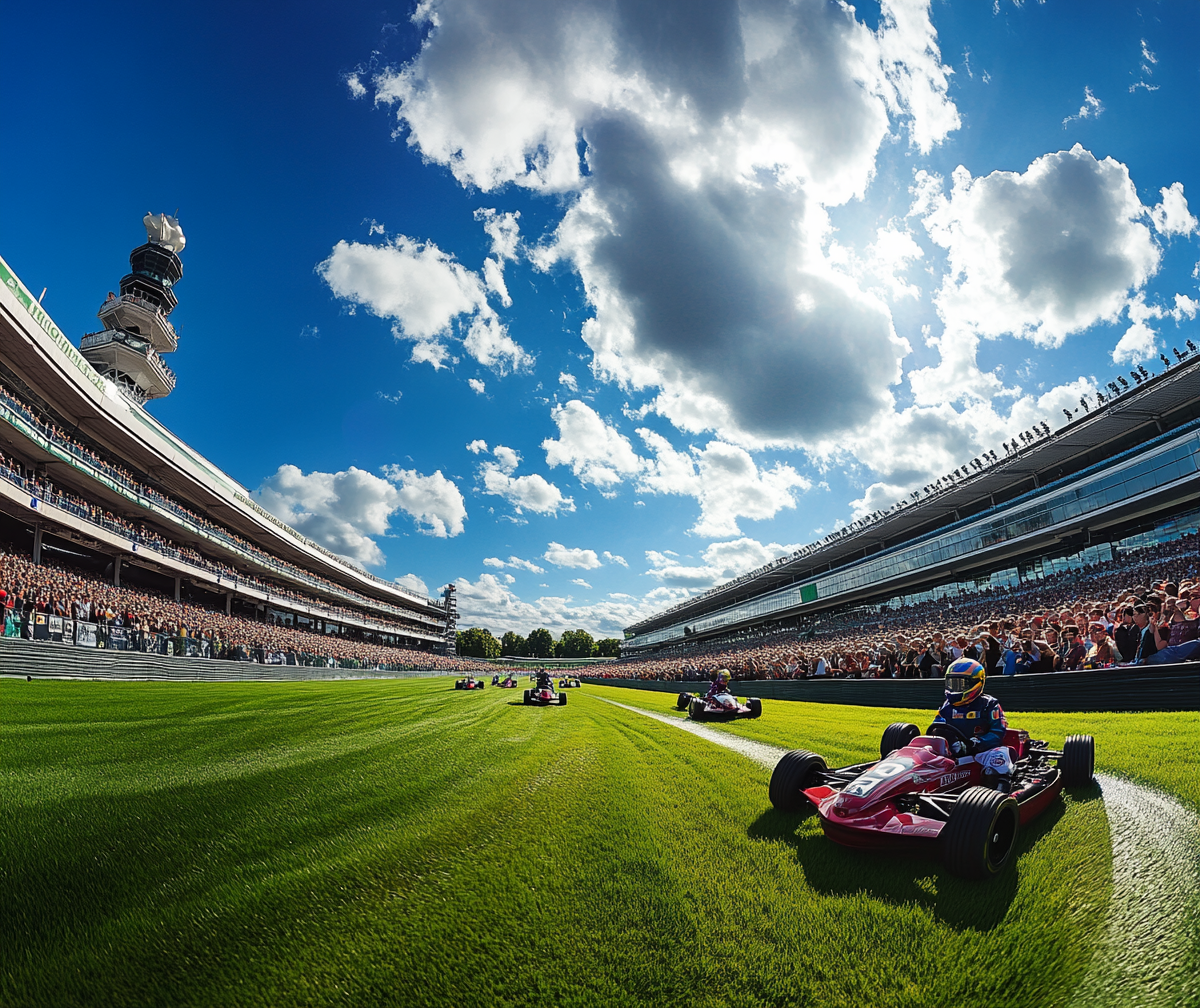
<box><xmin>769</xmin><ymin>749</ymin><xmax>827</xmax><ymax>812</ymax></box>
<box><xmin>559</xmin><ymin>693</ymin><xmax>567</xmax><ymax>706</ymax></box>
<box><xmin>747</xmin><ymin>698</ymin><xmax>763</xmax><ymax>719</ymax></box>
<box><xmin>687</xmin><ymin>698</ymin><xmax>706</xmax><ymax>721</ymax></box>
<box><xmin>941</xmin><ymin>786</ymin><xmax>1020</xmax><ymax>879</ymax></box>
<box><xmin>676</xmin><ymin>692</ymin><xmax>692</xmax><ymax>710</ymax></box>
<box><xmin>880</xmin><ymin>722</ymin><xmax>920</xmax><ymax>759</ymax></box>
<box><xmin>1060</xmin><ymin>735</ymin><xmax>1095</xmax><ymax>786</ymax></box>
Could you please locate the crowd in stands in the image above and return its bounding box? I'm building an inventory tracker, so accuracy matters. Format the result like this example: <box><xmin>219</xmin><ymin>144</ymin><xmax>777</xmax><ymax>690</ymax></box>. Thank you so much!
<box><xmin>599</xmin><ymin>534</ymin><xmax>1200</xmax><ymax>681</ymax></box>
<box><xmin>0</xmin><ymin>548</ymin><xmax>489</xmax><ymax>672</ymax></box>
<box><xmin>0</xmin><ymin>381</ymin><xmax>438</xmax><ymax>637</ymax></box>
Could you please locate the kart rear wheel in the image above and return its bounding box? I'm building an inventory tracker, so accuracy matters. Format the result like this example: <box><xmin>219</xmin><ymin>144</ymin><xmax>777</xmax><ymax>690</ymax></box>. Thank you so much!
<box><xmin>880</xmin><ymin>722</ymin><xmax>920</xmax><ymax>759</ymax></box>
<box><xmin>676</xmin><ymin>692</ymin><xmax>692</xmax><ymax>710</ymax></box>
<box><xmin>559</xmin><ymin>692</ymin><xmax>567</xmax><ymax>706</ymax></box>
<box><xmin>688</xmin><ymin>698</ymin><xmax>706</xmax><ymax>721</ymax></box>
<box><xmin>769</xmin><ymin>749</ymin><xmax>827</xmax><ymax>812</ymax></box>
<box><xmin>523</xmin><ymin>689</ymin><xmax>532</xmax><ymax>705</ymax></box>
<box><xmin>941</xmin><ymin>786</ymin><xmax>1020</xmax><ymax>879</ymax></box>
<box><xmin>747</xmin><ymin>697</ymin><xmax>763</xmax><ymax>719</ymax></box>
<box><xmin>1060</xmin><ymin>735</ymin><xmax>1095</xmax><ymax>786</ymax></box>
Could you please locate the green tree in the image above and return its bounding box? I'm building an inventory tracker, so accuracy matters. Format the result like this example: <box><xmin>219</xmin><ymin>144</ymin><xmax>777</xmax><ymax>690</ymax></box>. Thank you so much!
<box><xmin>526</xmin><ymin>628</ymin><xmax>555</xmax><ymax>658</ymax></box>
<box><xmin>557</xmin><ymin>628</ymin><xmax>596</xmax><ymax>658</ymax></box>
<box><xmin>456</xmin><ymin>627</ymin><xmax>501</xmax><ymax>659</ymax></box>
<box><xmin>596</xmin><ymin>638</ymin><xmax>622</xmax><ymax>657</ymax></box>
<box><xmin>500</xmin><ymin>631</ymin><xmax>526</xmax><ymax>657</ymax></box>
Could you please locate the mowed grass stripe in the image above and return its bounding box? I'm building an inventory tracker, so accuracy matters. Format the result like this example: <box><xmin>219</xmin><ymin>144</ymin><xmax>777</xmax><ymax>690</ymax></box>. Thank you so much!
<box><xmin>2</xmin><ymin>678</ymin><xmax>1112</xmax><ymax>1008</ymax></box>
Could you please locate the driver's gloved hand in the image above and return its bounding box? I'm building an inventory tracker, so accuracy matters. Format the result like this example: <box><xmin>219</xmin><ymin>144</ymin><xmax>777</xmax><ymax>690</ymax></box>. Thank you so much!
<box><xmin>950</xmin><ymin>740</ymin><xmax>967</xmax><ymax>756</ymax></box>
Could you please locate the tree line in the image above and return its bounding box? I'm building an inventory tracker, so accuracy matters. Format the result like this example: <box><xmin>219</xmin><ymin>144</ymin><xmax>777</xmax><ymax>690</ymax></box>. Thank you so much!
<box><xmin>455</xmin><ymin>626</ymin><xmax>623</xmax><ymax>660</ymax></box>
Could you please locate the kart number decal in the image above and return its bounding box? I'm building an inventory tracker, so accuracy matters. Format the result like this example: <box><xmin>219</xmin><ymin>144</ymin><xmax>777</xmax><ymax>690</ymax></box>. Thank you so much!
<box><xmin>843</xmin><ymin>757</ymin><xmax>913</xmax><ymax>798</ymax></box>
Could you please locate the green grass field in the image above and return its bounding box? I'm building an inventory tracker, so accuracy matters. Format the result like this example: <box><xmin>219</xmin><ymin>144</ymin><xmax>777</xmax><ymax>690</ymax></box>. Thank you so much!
<box><xmin>0</xmin><ymin>677</ymin><xmax>1194</xmax><ymax>1008</ymax></box>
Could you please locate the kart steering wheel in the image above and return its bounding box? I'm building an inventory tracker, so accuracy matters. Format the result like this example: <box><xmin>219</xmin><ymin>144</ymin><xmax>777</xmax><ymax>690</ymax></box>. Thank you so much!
<box><xmin>925</xmin><ymin>721</ymin><xmax>972</xmax><ymax>745</ymax></box>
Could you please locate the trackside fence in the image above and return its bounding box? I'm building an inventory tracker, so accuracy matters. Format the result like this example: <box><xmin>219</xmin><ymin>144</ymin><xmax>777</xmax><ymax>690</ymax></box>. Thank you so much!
<box><xmin>580</xmin><ymin>666</ymin><xmax>1200</xmax><ymax>713</ymax></box>
<box><xmin>0</xmin><ymin>637</ymin><xmax>454</xmax><ymax>682</ymax></box>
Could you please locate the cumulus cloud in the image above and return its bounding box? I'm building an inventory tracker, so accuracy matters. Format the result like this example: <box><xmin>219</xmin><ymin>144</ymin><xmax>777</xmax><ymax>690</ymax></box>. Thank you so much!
<box><xmin>559</xmin><ymin>372</ymin><xmax>578</xmax><ymax>392</ymax></box>
<box><xmin>453</xmin><ymin>573</ymin><xmax>658</xmax><ymax>636</ymax></box>
<box><xmin>543</xmin><ymin>400</ymin><xmax>641</xmax><ymax>488</ymax></box>
<box><xmin>1150</xmin><ymin>182</ymin><xmax>1198</xmax><ymax>237</ymax></box>
<box><xmin>473</xmin><ymin>207</ymin><xmax>521</xmax><ymax>306</ymax></box>
<box><xmin>394</xmin><ymin>573</ymin><xmax>429</xmax><ymax>596</ymax></box>
<box><xmin>468</xmin><ymin>378</ymin><xmax>486</xmax><ymax>394</ymax></box>
<box><xmin>544</xmin><ymin>542</ymin><xmax>601</xmax><ymax>569</ymax></box>
<box><xmin>366</xmin><ymin>0</ymin><xmax>959</xmax><ymax>446</ymax></box>
<box><xmin>603</xmin><ymin>551</ymin><xmax>628</xmax><ymax>567</ymax></box>
<box><xmin>925</xmin><ymin>145</ymin><xmax>1161</xmax><ymax>349</ymax></box>
<box><xmin>644</xmin><ymin>537</ymin><xmax>802</xmax><ymax>589</ymax></box>
<box><xmin>318</xmin><ymin>234</ymin><xmax>532</xmax><ymax>373</ymax></box>
<box><xmin>256</xmin><ymin>463</ymin><xmax>467</xmax><ymax>565</ymax></box>
<box><xmin>476</xmin><ymin>443</ymin><xmax>573</xmax><ymax>515</ymax></box>
<box><xmin>466</xmin><ymin>439</ymin><xmax>488</xmax><ymax>454</ymax></box>
<box><xmin>483</xmin><ymin>555</ymin><xmax>546</xmax><ymax>574</ymax></box>
<box><xmin>570</xmin><ymin>578</ymin><xmax>592</xmax><ymax>588</ymax></box>
<box><xmin>1112</xmin><ymin>322</ymin><xmax>1158</xmax><ymax>365</ymax></box>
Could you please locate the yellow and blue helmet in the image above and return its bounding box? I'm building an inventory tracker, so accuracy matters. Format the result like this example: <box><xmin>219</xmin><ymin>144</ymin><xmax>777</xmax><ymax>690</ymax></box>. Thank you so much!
<box><xmin>945</xmin><ymin>657</ymin><xmax>986</xmax><ymax>706</ymax></box>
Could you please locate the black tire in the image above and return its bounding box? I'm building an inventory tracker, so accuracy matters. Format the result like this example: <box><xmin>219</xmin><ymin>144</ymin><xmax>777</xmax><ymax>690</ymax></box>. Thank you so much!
<box><xmin>769</xmin><ymin>749</ymin><xmax>827</xmax><ymax>812</ymax></box>
<box><xmin>688</xmin><ymin>698</ymin><xmax>706</xmax><ymax>721</ymax></box>
<box><xmin>1060</xmin><ymin>735</ymin><xmax>1095</xmax><ymax>785</ymax></box>
<box><xmin>676</xmin><ymin>692</ymin><xmax>692</xmax><ymax>710</ymax></box>
<box><xmin>748</xmin><ymin>697</ymin><xmax>763</xmax><ymax>719</ymax></box>
<box><xmin>941</xmin><ymin>786</ymin><xmax>1020</xmax><ymax>879</ymax></box>
<box><xmin>523</xmin><ymin>689</ymin><xmax>532</xmax><ymax>705</ymax></box>
<box><xmin>559</xmin><ymin>693</ymin><xmax>567</xmax><ymax>706</ymax></box>
<box><xmin>880</xmin><ymin>722</ymin><xmax>920</xmax><ymax>759</ymax></box>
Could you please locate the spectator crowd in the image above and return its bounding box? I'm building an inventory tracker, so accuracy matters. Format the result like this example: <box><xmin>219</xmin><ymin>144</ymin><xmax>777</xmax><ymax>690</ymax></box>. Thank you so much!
<box><xmin>597</xmin><ymin>534</ymin><xmax>1200</xmax><ymax>681</ymax></box>
<box><xmin>0</xmin><ymin>548</ymin><xmax>490</xmax><ymax>672</ymax></box>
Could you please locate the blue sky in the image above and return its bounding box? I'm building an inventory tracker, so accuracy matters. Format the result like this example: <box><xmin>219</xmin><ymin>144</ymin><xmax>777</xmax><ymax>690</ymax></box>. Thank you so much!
<box><xmin>3</xmin><ymin>0</ymin><xmax>1198</xmax><ymax>638</ymax></box>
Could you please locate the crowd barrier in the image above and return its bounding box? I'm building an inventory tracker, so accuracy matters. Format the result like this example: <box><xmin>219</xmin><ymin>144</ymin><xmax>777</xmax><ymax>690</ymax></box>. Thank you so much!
<box><xmin>0</xmin><ymin>636</ymin><xmax>456</xmax><ymax>682</ymax></box>
<box><xmin>581</xmin><ymin>665</ymin><xmax>1200</xmax><ymax>713</ymax></box>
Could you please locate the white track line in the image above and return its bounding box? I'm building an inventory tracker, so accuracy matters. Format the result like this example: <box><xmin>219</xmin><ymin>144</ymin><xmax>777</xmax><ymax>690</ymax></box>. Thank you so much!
<box><xmin>600</xmin><ymin>697</ymin><xmax>785</xmax><ymax>768</ymax></box>
<box><xmin>603</xmin><ymin>696</ymin><xmax>1200</xmax><ymax>1007</ymax></box>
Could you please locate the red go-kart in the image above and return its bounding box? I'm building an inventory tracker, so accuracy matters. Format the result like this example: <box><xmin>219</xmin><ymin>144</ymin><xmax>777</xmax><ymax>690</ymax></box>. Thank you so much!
<box><xmin>768</xmin><ymin>721</ymin><xmax>1095</xmax><ymax>878</ymax></box>
<box><xmin>498</xmin><ymin>675</ymin><xmax>519</xmax><ymax>688</ymax></box>
<box><xmin>677</xmin><ymin>691</ymin><xmax>762</xmax><ymax>721</ymax></box>
<box><xmin>454</xmin><ymin>676</ymin><xmax>485</xmax><ymax>690</ymax></box>
<box><xmin>524</xmin><ymin>684</ymin><xmax>566</xmax><ymax>706</ymax></box>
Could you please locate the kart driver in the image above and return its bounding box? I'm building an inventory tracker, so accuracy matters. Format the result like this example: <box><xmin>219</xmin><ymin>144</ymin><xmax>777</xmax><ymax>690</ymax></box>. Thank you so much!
<box><xmin>535</xmin><ymin>669</ymin><xmax>555</xmax><ymax>691</ymax></box>
<box><xmin>704</xmin><ymin>670</ymin><xmax>737</xmax><ymax>709</ymax></box>
<box><xmin>927</xmin><ymin>657</ymin><xmax>1013</xmax><ymax>793</ymax></box>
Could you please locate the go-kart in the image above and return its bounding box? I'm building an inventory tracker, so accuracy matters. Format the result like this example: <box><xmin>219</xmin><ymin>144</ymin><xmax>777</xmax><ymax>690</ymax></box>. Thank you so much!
<box><xmin>454</xmin><ymin>676</ymin><xmax>486</xmax><ymax>690</ymax></box>
<box><xmin>491</xmin><ymin>674</ymin><xmax>501</xmax><ymax>685</ymax></box>
<box><xmin>768</xmin><ymin>720</ymin><xmax>1095</xmax><ymax>878</ymax></box>
<box><xmin>498</xmin><ymin>675</ymin><xmax>519</xmax><ymax>688</ymax></box>
<box><xmin>558</xmin><ymin>677</ymin><xmax>581</xmax><ymax>688</ymax></box>
<box><xmin>678</xmin><ymin>691</ymin><xmax>762</xmax><ymax>721</ymax></box>
<box><xmin>524</xmin><ymin>684</ymin><xmax>567</xmax><ymax>706</ymax></box>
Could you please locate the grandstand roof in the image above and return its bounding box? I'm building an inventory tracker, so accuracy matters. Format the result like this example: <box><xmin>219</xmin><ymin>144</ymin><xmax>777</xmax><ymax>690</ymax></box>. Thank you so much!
<box><xmin>627</xmin><ymin>352</ymin><xmax>1200</xmax><ymax>637</ymax></box>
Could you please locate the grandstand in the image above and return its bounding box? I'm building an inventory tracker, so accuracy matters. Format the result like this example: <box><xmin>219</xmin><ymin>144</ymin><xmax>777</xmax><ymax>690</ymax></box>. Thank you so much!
<box><xmin>624</xmin><ymin>348</ymin><xmax>1200</xmax><ymax>652</ymax></box>
<box><xmin>0</xmin><ymin>217</ymin><xmax>458</xmax><ymax>666</ymax></box>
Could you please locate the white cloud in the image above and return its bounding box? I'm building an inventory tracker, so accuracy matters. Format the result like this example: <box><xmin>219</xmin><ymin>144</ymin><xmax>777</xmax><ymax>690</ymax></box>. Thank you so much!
<box><xmin>644</xmin><ymin>536</ymin><xmax>801</xmax><ymax>589</ymax></box>
<box><xmin>466</xmin><ymin>439</ymin><xmax>488</xmax><ymax>454</ymax></box>
<box><xmin>1112</xmin><ymin>322</ymin><xmax>1158</xmax><ymax>365</ymax></box>
<box><xmin>485</xmin><ymin>555</ymin><xmax>546</xmax><ymax>574</ymax></box>
<box><xmin>636</xmin><ymin>431</ymin><xmax>810</xmax><ymax>538</ymax></box>
<box><xmin>570</xmin><ymin>578</ymin><xmax>592</xmax><ymax>588</ymax></box>
<box><xmin>492</xmin><ymin>445</ymin><xmax>521</xmax><ymax>474</ymax></box>
<box><xmin>544</xmin><ymin>542</ymin><xmax>601</xmax><ymax>569</ymax></box>
<box><xmin>542</xmin><ymin>400</ymin><xmax>641</xmax><ymax>488</ymax></box>
<box><xmin>1150</xmin><ymin>182</ymin><xmax>1198</xmax><ymax>237</ymax></box>
<box><xmin>559</xmin><ymin>372</ymin><xmax>578</xmax><ymax>392</ymax></box>
<box><xmin>924</xmin><ymin>145</ymin><xmax>1161</xmax><ymax>349</ymax></box>
<box><xmin>366</xmin><ymin>0</ymin><xmax>958</xmax><ymax>447</ymax></box>
<box><xmin>256</xmin><ymin>463</ymin><xmax>467</xmax><ymax>565</ymax></box>
<box><xmin>394</xmin><ymin>573</ymin><xmax>429</xmax><ymax>596</ymax></box>
<box><xmin>1062</xmin><ymin>86</ymin><xmax>1103</xmax><ymax>126</ymax></box>
<box><xmin>603</xmin><ymin>551</ymin><xmax>627</xmax><ymax>567</ymax></box>
<box><xmin>381</xmin><ymin>466</ymin><xmax>469</xmax><ymax>537</ymax></box>
<box><xmin>410</xmin><ymin>341</ymin><xmax>453</xmax><ymax>370</ymax></box>
<box><xmin>346</xmin><ymin>74</ymin><xmax>367</xmax><ymax>99</ymax></box>
<box><xmin>318</xmin><ymin>235</ymin><xmax>531</xmax><ymax>374</ymax></box>
<box><xmin>468</xmin><ymin>378</ymin><xmax>486</xmax><ymax>394</ymax></box>
<box><xmin>480</xmin><ymin>465</ymin><xmax>574</xmax><ymax>515</ymax></box>
<box><xmin>453</xmin><ymin>573</ymin><xmax>658</xmax><ymax>636</ymax></box>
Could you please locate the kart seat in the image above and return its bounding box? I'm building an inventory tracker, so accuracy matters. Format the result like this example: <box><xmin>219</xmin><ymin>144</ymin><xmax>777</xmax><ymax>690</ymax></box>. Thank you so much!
<box><xmin>907</xmin><ymin>735</ymin><xmax>950</xmax><ymax>757</ymax></box>
<box><xmin>1002</xmin><ymin>728</ymin><xmax>1028</xmax><ymax>761</ymax></box>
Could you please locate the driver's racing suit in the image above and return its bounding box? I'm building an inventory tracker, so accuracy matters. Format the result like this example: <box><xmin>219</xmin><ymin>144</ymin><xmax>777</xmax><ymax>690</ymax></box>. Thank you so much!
<box><xmin>535</xmin><ymin>672</ymin><xmax>555</xmax><ymax>691</ymax></box>
<box><xmin>930</xmin><ymin>693</ymin><xmax>1013</xmax><ymax>780</ymax></box>
<box><xmin>704</xmin><ymin>679</ymin><xmax>736</xmax><ymax>708</ymax></box>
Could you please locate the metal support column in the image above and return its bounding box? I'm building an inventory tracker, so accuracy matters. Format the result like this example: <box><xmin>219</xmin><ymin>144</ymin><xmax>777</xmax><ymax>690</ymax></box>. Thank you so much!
<box><xmin>32</xmin><ymin>524</ymin><xmax>42</xmax><ymax>565</ymax></box>
<box><xmin>225</xmin><ymin>592</ymin><xmax>232</xmax><ymax>615</ymax></box>
<box><xmin>113</xmin><ymin>556</ymin><xmax>121</xmax><ymax>588</ymax></box>
<box><xmin>174</xmin><ymin>576</ymin><xmax>181</xmax><ymax>602</ymax></box>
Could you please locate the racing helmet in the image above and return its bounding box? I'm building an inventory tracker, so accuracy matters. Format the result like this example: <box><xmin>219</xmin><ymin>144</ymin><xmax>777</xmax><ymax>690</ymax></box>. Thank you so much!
<box><xmin>715</xmin><ymin>669</ymin><xmax>730</xmax><ymax>684</ymax></box>
<box><xmin>945</xmin><ymin>657</ymin><xmax>986</xmax><ymax>706</ymax></box>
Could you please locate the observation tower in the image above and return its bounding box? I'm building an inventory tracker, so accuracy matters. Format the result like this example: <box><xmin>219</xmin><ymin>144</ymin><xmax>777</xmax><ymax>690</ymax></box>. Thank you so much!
<box><xmin>81</xmin><ymin>213</ymin><xmax>185</xmax><ymax>404</ymax></box>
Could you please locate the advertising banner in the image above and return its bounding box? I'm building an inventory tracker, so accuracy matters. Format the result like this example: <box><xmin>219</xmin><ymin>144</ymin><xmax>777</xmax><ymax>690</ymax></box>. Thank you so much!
<box><xmin>48</xmin><ymin>615</ymin><xmax>63</xmax><ymax>642</ymax></box>
<box><xmin>108</xmin><ymin>626</ymin><xmax>128</xmax><ymax>651</ymax></box>
<box><xmin>76</xmin><ymin>622</ymin><xmax>98</xmax><ymax>648</ymax></box>
<box><xmin>62</xmin><ymin>619</ymin><xmax>75</xmax><ymax>645</ymax></box>
<box><xmin>32</xmin><ymin>613</ymin><xmax>49</xmax><ymax>639</ymax></box>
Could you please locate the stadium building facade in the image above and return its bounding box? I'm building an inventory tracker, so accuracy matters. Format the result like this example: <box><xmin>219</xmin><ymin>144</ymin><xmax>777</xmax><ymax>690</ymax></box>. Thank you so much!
<box><xmin>624</xmin><ymin>352</ymin><xmax>1200</xmax><ymax>652</ymax></box>
<box><xmin>0</xmin><ymin>219</ymin><xmax>452</xmax><ymax>652</ymax></box>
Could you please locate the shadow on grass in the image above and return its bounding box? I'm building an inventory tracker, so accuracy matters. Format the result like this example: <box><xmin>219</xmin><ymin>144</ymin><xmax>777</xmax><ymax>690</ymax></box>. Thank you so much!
<box><xmin>750</xmin><ymin>784</ymin><xmax>1098</xmax><ymax>931</ymax></box>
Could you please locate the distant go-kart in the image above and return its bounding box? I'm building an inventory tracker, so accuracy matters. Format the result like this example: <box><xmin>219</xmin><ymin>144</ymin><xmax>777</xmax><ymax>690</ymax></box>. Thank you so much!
<box><xmin>768</xmin><ymin>721</ymin><xmax>1095</xmax><ymax>878</ymax></box>
<box><xmin>558</xmin><ymin>677</ymin><xmax>582</xmax><ymax>688</ymax></box>
<box><xmin>491</xmin><ymin>673</ymin><xmax>501</xmax><ymax>685</ymax></box>
<box><xmin>498</xmin><ymin>675</ymin><xmax>519</xmax><ymax>688</ymax></box>
<box><xmin>677</xmin><ymin>691</ymin><xmax>762</xmax><ymax>721</ymax></box>
<box><xmin>454</xmin><ymin>676</ymin><xmax>486</xmax><ymax>690</ymax></box>
<box><xmin>524</xmin><ymin>684</ymin><xmax>567</xmax><ymax>706</ymax></box>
